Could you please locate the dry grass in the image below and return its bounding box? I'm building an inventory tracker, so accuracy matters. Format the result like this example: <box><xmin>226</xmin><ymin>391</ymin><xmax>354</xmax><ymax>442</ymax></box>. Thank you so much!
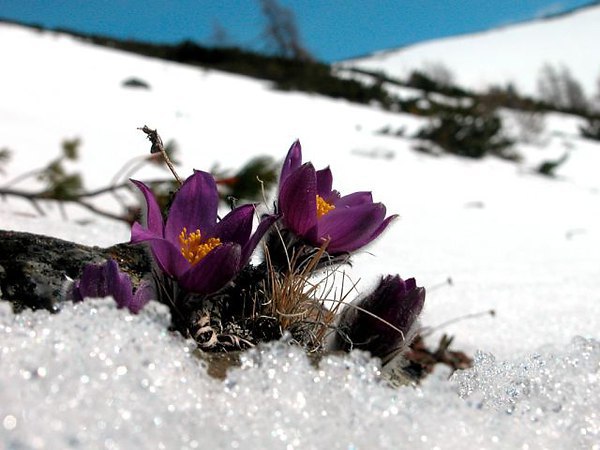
<box><xmin>263</xmin><ymin>239</ymin><xmax>357</xmax><ymax>351</ymax></box>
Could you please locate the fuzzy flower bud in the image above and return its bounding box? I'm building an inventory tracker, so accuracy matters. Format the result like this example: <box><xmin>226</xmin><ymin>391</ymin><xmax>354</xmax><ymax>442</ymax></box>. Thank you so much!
<box><xmin>329</xmin><ymin>275</ymin><xmax>425</xmax><ymax>364</ymax></box>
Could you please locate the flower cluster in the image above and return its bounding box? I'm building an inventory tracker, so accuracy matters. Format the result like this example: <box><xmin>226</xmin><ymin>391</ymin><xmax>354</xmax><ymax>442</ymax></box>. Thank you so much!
<box><xmin>71</xmin><ymin>138</ymin><xmax>425</xmax><ymax>364</ymax></box>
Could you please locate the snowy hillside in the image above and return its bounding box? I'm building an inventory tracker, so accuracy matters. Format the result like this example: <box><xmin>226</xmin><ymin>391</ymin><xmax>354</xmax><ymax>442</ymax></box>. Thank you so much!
<box><xmin>1</xmin><ymin>21</ymin><xmax>599</xmax><ymax>448</ymax></box>
<box><xmin>1</xmin><ymin>17</ymin><xmax>600</xmax><ymax>360</ymax></box>
<box><xmin>339</xmin><ymin>3</ymin><xmax>600</xmax><ymax>99</ymax></box>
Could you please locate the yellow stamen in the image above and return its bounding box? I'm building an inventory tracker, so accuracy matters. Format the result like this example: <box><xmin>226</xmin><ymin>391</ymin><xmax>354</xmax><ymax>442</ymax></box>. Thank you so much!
<box><xmin>178</xmin><ymin>227</ymin><xmax>222</xmax><ymax>266</ymax></box>
<box><xmin>316</xmin><ymin>195</ymin><xmax>335</xmax><ymax>219</ymax></box>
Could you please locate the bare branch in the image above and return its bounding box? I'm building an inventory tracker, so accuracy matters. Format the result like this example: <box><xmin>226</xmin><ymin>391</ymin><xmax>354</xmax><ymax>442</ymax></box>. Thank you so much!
<box><xmin>138</xmin><ymin>125</ymin><xmax>183</xmax><ymax>186</ymax></box>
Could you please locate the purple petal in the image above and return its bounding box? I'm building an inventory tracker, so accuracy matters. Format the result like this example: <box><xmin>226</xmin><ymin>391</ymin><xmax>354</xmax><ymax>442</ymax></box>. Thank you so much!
<box><xmin>381</xmin><ymin>276</ymin><xmax>425</xmax><ymax>335</ymax></box>
<box><xmin>240</xmin><ymin>213</ymin><xmax>279</xmax><ymax>265</ymax></box>
<box><xmin>131</xmin><ymin>224</ymin><xmax>189</xmax><ymax>277</ymax></box>
<box><xmin>105</xmin><ymin>259</ymin><xmax>134</xmax><ymax>309</ymax></box>
<box><xmin>396</xmin><ymin>286</ymin><xmax>425</xmax><ymax>332</ymax></box>
<box><xmin>131</xmin><ymin>222</ymin><xmax>155</xmax><ymax>243</ymax></box>
<box><xmin>130</xmin><ymin>179</ymin><xmax>164</xmax><ymax>236</ymax></box>
<box><xmin>318</xmin><ymin>203</ymin><xmax>388</xmax><ymax>254</ymax></box>
<box><xmin>178</xmin><ymin>243</ymin><xmax>242</xmax><ymax>295</ymax></box>
<box><xmin>335</xmin><ymin>191</ymin><xmax>373</xmax><ymax>208</ymax></box>
<box><xmin>77</xmin><ymin>264</ymin><xmax>108</xmax><ymax>298</ymax></box>
<box><xmin>316</xmin><ymin>167</ymin><xmax>333</xmax><ymax>197</ymax></box>
<box><xmin>278</xmin><ymin>163</ymin><xmax>318</xmax><ymax>241</ymax></box>
<box><xmin>212</xmin><ymin>204</ymin><xmax>255</xmax><ymax>245</ymax></box>
<box><xmin>363</xmin><ymin>214</ymin><xmax>398</xmax><ymax>250</ymax></box>
<box><xmin>129</xmin><ymin>280</ymin><xmax>154</xmax><ymax>313</ymax></box>
<box><xmin>165</xmin><ymin>171</ymin><xmax>218</xmax><ymax>244</ymax></box>
<box><xmin>404</xmin><ymin>277</ymin><xmax>417</xmax><ymax>292</ymax></box>
<box><xmin>280</xmin><ymin>140</ymin><xmax>302</xmax><ymax>185</ymax></box>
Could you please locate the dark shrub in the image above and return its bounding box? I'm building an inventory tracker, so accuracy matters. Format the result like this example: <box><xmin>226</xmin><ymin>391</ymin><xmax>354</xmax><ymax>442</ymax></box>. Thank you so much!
<box><xmin>580</xmin><ymin>118</ymin><xmax>600</xmax><ymax>141</ymax></box>
<box><xmin>537</xmin><ymin>153</ymin><xmax>569</xmax><ymax>177</ymax></box>
<box><xmin>122</xmin><ymin>77</ymin><xmax>151</xmax><ymax>89</ymax></box>
<box><xmin>416</xmin><ymin>109</ymin><xmax>513</xmax><ymax>159</ymax></box>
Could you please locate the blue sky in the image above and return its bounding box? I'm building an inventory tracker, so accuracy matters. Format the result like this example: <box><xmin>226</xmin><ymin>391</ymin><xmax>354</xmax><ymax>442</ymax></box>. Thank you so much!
<box><xmin>0</xmin><ymin>1</ymin><xmax>594</xmax><ymax>61</ymax></box>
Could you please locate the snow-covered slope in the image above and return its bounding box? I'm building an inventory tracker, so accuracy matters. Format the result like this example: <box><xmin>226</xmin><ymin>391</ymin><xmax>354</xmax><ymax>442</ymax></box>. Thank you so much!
<box><xmin>339</xmin><ymin>3</ymin><xmax>600</xmax><ymax>99</ymax></box>
<box><xmin>1</xmin><ymin>22</ymin><xmax>599</xmax><ymax>448</ymax></box>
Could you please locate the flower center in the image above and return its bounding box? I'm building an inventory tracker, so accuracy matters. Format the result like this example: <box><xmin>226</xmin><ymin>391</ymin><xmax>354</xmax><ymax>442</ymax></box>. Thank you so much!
<box><xmin>179</xmin><ymin>227</ymin><xmax>222</xmax><ymax>266</ymax></box>
<box><xmin>316</xmin><ymin>195</ymin><xmax>335</xmax><ymax>219</ymax></box>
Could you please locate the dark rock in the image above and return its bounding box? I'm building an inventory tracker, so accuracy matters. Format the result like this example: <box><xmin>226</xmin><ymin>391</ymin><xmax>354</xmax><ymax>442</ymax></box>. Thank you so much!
<box><xmin>0</xmin><ymin>230</ymin><xmax>152</xmax><ymax>312</ymax></box>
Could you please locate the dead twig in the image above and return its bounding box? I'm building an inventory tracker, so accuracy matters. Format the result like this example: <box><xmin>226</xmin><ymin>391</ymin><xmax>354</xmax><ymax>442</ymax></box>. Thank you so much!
<box><xmin>138</xmin><ymin>125</ymin><xmax>183</xmax><ymax>186</ymax></box>
<box><xmin>0</xmin><ymin>187</ymin><xmax>131</xmax><ymax>222</ymax></box>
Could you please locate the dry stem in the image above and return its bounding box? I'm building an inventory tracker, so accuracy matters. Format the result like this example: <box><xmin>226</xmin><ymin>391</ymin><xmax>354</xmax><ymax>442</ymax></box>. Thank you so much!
<box><xmin>138</xmin><ymin>125</ymin><xmax>183</xmax><ymax>186</ymax></box>
<box><xmin>264</xmin><ymin>240</ymin><xmax>353</xmax><ymax>351</ymax></box>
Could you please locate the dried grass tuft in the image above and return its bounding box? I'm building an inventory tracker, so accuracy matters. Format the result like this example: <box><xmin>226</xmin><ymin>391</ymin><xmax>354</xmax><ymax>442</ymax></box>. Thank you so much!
<box><xmin>263</xmin><ymin>239</ymin><xmax>357</xmax><ymax>351</ymax></box>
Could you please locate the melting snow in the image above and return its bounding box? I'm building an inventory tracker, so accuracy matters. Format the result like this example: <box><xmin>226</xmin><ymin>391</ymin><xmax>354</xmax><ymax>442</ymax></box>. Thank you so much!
<box><xmin>0</xmin><ymin>299</ymin><xmax>597</xmax><ymax>449</ymax></box>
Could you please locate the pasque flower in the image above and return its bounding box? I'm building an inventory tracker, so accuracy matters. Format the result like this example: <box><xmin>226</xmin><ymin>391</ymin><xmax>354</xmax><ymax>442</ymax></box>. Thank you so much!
<box><xmin>278</xmin><ymin>140</ymin><xmax>397</xmax><ymax>254</ymax></box>
<box><xmin>328</xmin><ymin>275</ymin><xmax>425</xmax><ymax>364</ymax></box>
<box><xmin>71</xmin><ymin>259</ymin><xmax>153</xmax><ymax>313</ymax></box>
<box><xmin>130</xmin><ymin>170</ymin><xmax>277</xmax><ymax>295</ymax></box>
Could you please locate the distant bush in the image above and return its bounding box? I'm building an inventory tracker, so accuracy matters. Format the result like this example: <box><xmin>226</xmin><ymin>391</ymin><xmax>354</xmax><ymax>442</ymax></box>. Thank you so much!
<box><xmin>122</xmin><ymin>77</ymin><xmax>151</xmax><ymax>89</ymax></box>
<box><xmin>481</xmin><ymin>84</ymin><xmax>544</xmax><ymax>112</ymax></box>
<box><xmin>579</xmin><ymin>117</ymin><xmax>600</xmax><ymax>141</ymax></box>
<box><xmin>212</xmin><ymin>156</ymin><xmax>278</xmax><ymax>203</ymax></box>
<box><xmin>144</xmin><ymin>40</ymin><xmax>392</xmax><ymax>107</ymax></box>
<box><xmin>416</xmin><ymin>106</ymin><xmax>514</xmax><ymax>159</ymax></box>
<box><xmin>407</xmin><ymin>70</ymin><xmax>469</xmax><ymax>97</ymax></box>
<box><xmin>537</xmin><ymin>152</ymin><xmax>569</xmax><ymax>177</ymax></box>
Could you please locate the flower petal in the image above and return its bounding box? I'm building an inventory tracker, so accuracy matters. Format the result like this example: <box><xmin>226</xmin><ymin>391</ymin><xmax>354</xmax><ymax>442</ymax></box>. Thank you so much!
<box><xmin>404</xmin><ymin>277</ymin><xmax>417</xmax><ymax>292</ymax></box>
<box><xmin>279</xmin><ymin>162</ymin><xmax>318</xmax><ymax>241</ymax></box>
<box><xmin>131</xmin><ymin>223</ymin><xmax>189</xmax><ymax>277</ymax></box>
<box><xmin>393</xmin><ymin>286</ymin><xmax>426</xmax><ymax>334</ymax></box>
<box><xmin>178</xmin><ymin>243</ymin><xmax>242</xmax><ymax>295</ymax></box>
<box><xmin>316</xmin><ymin>167</ymin><xmax>333</xmax><ymax>197</ymax></box>
<box><xmin>105</xmin><ymin>259</ymin><xmax>134</xmax><ymax>309</ymax></box>
<box><xmin>335</xmin><ymin>191</ymin><xmax>373</xmax><ymax>208</ymax></box>
<box><xmin>240</xmin><ymin>213</ymin><xmax>279</xmax><ymax>264</ymax></box>
<box><xmin>280</xmin><ymin>140</ymin><xmax>302</xmax><ymax>185</ymax></box>
<box><xmin>212</xmin><ymin>204</ymin><xmax>255</xmax><ymax>245</ymax></box>
<box><xmin>165</xmin><ymin>170</ymin><xmax>218</xmax><ymax>244</ymax></box>
<box><xmin>129</xmin><ymin>280</ymin><xmax>154</xmax><ymax>313</ymax></box>
<box><xmin>131</xmin><ymin>221</ymin><xmax>157</xmax><ymax>243</ymax></box>
<box><xmin>363</xmin><ymin>214</ymin><xmax>398</xmax><ymax>251</ymax></box>
<box><xmin>77</xmin><ymin>264</ymin><xmax>108</xmax><ymax>299</ymax></box>
<box><xmin>318</xmin><ymin>202</ymin><xmax>388</xmax><ymax>254</ymax></box>
<box><xmin>130</xmin><ymin>179</ymin><xmax>164</xmax><ymax>236</ymax></box>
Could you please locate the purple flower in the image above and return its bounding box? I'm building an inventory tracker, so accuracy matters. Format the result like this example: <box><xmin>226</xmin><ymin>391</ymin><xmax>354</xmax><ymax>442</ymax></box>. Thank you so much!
<box><xmin>72</xmin><ymin>259</ymin><xmax>153</xmax><ymax>313</ymax></box>
<box><xmin>328</xmin><ymin>275</ymin><xmax>425</xmax><ymax>364</ymax></box>
<box><xmin>130</xmin><ymin>170</ymin><xmax>277</xmax><ymax>295</ymax></box>
<box><xmin>278</xmin><ymin>140</ymin><xmax>397</xmax><ymax>254</ymax></box>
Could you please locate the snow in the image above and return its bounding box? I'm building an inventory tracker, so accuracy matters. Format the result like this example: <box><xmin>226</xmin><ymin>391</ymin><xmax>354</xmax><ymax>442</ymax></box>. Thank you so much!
<box><xmin>1</xmin><ymin>22</ymin><xmax>599</xmax><ymax>448</ymax></box>
<box><xmin>339</xmin><ymin>4</ymin><xmax>600</xmax><ymax>100</ymax></box>
<box><xmin>1</xmin><ymin>300</ymin><xmax>598</xmax><ymax>449</ymax></box>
